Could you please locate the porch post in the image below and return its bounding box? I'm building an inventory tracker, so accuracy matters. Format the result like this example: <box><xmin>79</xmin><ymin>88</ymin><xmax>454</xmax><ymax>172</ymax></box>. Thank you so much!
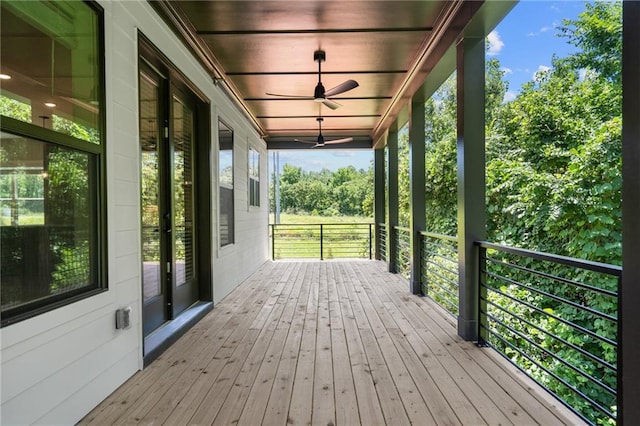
<box><xmin>409</xmin><ymin>94</ymin><xmax>426</xmax><ymax>294</ymax></box>
<box><xmin>386</xmin><ymin>124</ymin><xmax>399</xmax><ymax>273</ymax></box>
<box><xmin>374</xmin><ymin>148</ymin><xmax>385</xmax><ymax>260</ymax></box>
<box><xmin>456</xmin><ymin>36</ymin><xmax>485</xmax><ymax>341</ymax></box>
<box><xmin>620</xmin><ymin>2</ymin><xmax>640</xmax><ymax>423</ymax></box>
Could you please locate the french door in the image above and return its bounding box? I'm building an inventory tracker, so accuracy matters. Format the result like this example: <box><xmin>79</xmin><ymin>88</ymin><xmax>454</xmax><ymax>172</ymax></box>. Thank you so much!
<box><xmin>139</xmin><ymin>60</ymin><xmax>199</xmax><ymax>337</ymax></box>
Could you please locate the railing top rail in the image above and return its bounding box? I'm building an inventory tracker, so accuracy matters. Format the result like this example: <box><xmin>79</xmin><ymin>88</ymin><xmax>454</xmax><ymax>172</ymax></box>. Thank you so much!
<box><xmin>420</xmin><ymin>231</ymin><xmax>458</xmax><ymax>243</ymax></box>
<box><xmin>393</xmin><ymin>226</ymin><xmax>411</xmax><ymax>233</ymax></box>
<box><xmin>477</xmin><ymin>241</ymin><xmax>622</xmax><ymax>277</ymax></box>
<box><xmin>270</xmin><ymin>222</ymin><xmax>373</xmax><ymax>227</ymax></box>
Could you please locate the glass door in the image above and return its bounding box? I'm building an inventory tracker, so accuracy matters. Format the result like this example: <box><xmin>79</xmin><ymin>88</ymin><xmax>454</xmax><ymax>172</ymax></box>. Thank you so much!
<box><xmin>140</xmin><ymin>66</ymin><xmax>167</xmax><ymax>336</ymax></box>
<box><xmin>170</xmin><ymin>92</ymin><xmax>197</xmax><ymax>315</ymax></box>
<box><xmin>139</xmin><ymin>64</ymin><xmax>199</xmax><ymax>337</ymax></box>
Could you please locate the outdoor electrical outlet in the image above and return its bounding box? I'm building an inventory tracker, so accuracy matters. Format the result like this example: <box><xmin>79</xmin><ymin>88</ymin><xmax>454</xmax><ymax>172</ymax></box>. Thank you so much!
<box><xmin>115</xmin><ymin>307</ymin><xmax>132</xmax><ymax>330</ymax></box>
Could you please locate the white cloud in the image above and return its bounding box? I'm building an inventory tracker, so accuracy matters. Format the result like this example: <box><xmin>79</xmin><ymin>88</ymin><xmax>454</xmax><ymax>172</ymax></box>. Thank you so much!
<box><xmin>503</xmin><ymin>91</ymin><xmax>517</xmax><ymax>103</ymax></box>
<box><xmin>487</xmin><ymin>31</ymin><xmax>504</xmax><ymax>56</ymax></box>
<box><xmin>527</xmin><ymin>22</ymin><xmax>558</xmax><ymax>37</ymax></box>
<box><xmin>533</xmin><ymin>65</ymin><xmax>551</xmax><ymax>80</ymax></box>
<box><xmin>501</xmin><ymin>67</ymin><xmax>513</xmax><ymax>75</ymax></box>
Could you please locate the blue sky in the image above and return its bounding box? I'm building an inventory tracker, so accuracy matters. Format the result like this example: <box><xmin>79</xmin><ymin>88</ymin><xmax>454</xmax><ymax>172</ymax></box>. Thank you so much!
<box><xmin>489</xmin><ymin>1</ymin><xmax>584</xmax><ymax>101</ymax></box>
<box><xmin>270</xmin><ymin>1</ymin><xmax>587</xmax><ymax>174</ymax></box>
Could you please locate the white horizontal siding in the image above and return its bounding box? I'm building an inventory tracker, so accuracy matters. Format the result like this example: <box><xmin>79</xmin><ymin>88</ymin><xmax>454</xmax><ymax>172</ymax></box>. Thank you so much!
<box><xmin>1</xmin><ymin>0</ymin><xmax>268</xmax><ymax>424</ymax></box>
<box><xmin>213</xmin><ymin>125</ymin><xmax>269</xmax><ymax>303</ymax></box>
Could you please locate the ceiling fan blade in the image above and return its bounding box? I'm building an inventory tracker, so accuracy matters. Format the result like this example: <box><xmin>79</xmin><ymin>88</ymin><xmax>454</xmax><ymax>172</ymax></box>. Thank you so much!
<box><xmin>324</xmin><ymin>137</ymin><xmax>354</xmax><ymax>145</ymax></box>
<box><xmin>322</xmin><ymin>99</ymin><xmax>341</xmax><ymax>110</ymax></box>
<box><xmin>294</xmin><ymin>138</ymin><xmax>318</xmax><ymax>144</ymax></box>
<box><xmin>324</xmin><ymin>79</ymin><xmax>359</xmax><ymax>97</ymax></box>
<box><xmin>266</xmin><ymin>92</ymin><xmax>314</xmax><ymax>99</ymax></box>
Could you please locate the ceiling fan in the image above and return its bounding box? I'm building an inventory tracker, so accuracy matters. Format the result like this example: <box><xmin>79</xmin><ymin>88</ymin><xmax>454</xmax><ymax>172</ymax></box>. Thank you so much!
<box><xmin>294</xmin><ymin>117</ymin><xmax>353</xmax><ymax>148</ymax></box>
<box><xmin>266</xmin><ymin>50</ymin><xmax>359</xmax><ymax>110</ymax></box>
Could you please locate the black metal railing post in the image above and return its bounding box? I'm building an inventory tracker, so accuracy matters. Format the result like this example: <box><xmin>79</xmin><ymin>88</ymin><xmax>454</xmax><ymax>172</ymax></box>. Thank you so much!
<box><xmin>369</xmin><ymin>223</ymin><xmax>373</xmax><ymax>259</ymax></box>
<box><xmin>271</xmin><ymin>224</ymin><xmax>275</xmax><ymax>260</ymax></box>
<box><xmin>477</xmin><ymin>243</ymin><xmax>488</xmax><ymax>346</ymax></box>
<box><xmin>319</xmin><ymin>224</ymin><xmax>324</xmax><ymax>260</ymax></box>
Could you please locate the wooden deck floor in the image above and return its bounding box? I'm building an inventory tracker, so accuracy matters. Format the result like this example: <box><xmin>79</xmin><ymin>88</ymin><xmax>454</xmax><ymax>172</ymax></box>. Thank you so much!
<box><xmin>80</xmin><ymin>261</ymin><xmax>584</xmax><ymax>425</ymax></box>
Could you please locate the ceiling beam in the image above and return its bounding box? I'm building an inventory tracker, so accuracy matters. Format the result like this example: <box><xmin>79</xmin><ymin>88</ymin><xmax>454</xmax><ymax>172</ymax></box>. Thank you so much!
<box><xmin>227</xmin><ymin>70</ymin><xmax>406</xmax><ymax>76</ymax></box>
<box><xmin>197</xmin><ymin>27</ymin><xmax>433</xmax><ymax>35</ymax></box>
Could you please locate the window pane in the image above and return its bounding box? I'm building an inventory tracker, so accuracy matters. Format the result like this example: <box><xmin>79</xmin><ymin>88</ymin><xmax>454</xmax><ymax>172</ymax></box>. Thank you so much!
<box><xmin>173</xmin><ymin>96</ymin><xmax>194</xmax><ymax>287</ymax></box>
<box><xmin>1</xmin><ymin>132</ymin><xmax>99</xmax><ymax>314</ymax></box>
<box><xmin>248</xmin><ymin>148</ymin><xmax>260</xmax><ymax>207</ymax></box>
<box><xmin>220</xmin><ymin>186</ymin><xmax>234</xmax><ymax>246</ymax></box>
<box><xmin>249</xmin><ymin>148</ymin><xmax>259</xmax><ymax>179</ymax></box>
<box><xmin>218</xmin><ymin>120</ymin><xmax>234</xmax><ymax>245</ymax></box>
<box><xmin>140</xmin><ymin>72</ymin><xmax>161</xmax><ymax>301</ymax></box>
<box><xmin>0</xmin><ymin>1</ymin><xmax>102</xmax><ymax>144</ymax></box>
<box><xmin>219</xmin><ymin>122</ymin><xmax>233</xmax><ymax>187</ymax></box>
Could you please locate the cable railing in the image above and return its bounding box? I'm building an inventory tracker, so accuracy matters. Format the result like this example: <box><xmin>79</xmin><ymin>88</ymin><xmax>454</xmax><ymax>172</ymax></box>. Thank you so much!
<box><xmin>478</xmin><ymin>241</ymin><xmax>621</xmax><ymax>425</ymax></box>
<box><xmin>376</xmin><ymin>223</ymin><xmax>388</xmax><ymax>261</ymax></box>
<box><xmin>420</xmin><ymin>231</ymin><xmax>459</xmax><ymax>317</ymax></box>
<box><xmin>393</xmin><ymin>226</ymin><xmax>411</xmax><ymax>278</ymax></box>
<box><xmin>270</xmin><ymin>223</ymin><xmax>373</xmax><ymax>260</ymax></box>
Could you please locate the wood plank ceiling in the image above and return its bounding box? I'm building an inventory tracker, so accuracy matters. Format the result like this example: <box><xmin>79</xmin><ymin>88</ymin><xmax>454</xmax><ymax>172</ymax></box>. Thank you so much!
<box><xmin>152</xmin><ymin>1</ymin><xmax>483</xmax><ymax>149</ymax></box>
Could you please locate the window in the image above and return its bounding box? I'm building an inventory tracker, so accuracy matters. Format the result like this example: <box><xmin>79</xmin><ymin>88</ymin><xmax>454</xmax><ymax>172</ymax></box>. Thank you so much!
<box><xmin>248</xmin><ymin>147</ymin><xmax>260</xmax><ymax>207</ymax></box>
<box><xmin>219</xmin><ymin>120</ymin><xmax>234</xmax><ymax>246</ymax></box>
<box><xmin>0</xmin><ymin>0</ymin><xmax>105</xmax><ymax>326</ymax></box>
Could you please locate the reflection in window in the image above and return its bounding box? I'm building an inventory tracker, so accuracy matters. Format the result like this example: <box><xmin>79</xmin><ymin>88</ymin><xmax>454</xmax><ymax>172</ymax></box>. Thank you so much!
<box><xmin>219</xmin><ymin>120</ymin><xmax>234</xmax><ymax>246</ymax></box>
<box><xmin>0</xmin><ymin>133</ymin><xmax>99</xmax><ymax>314</ymax></box>
<box><xmin>249</xmin><ymin>147</ymin><xmax>260</xmax><ymax>207</ymax></box>
<box><xmin>0</xmin><ymin>0</ymin><xmax>102</xmax><ymax>144</ymax></box>
<box><xmin>0</xmin><ymin>0</ymin><xmax>104</xmax><ymax>326</ymax></box>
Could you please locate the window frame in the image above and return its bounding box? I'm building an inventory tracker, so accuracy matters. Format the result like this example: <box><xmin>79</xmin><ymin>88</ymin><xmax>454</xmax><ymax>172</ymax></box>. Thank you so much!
<box><xmin>0</xmin><ymin>0</ymin><xmax>107</xmax><ymax>327</ymax></box>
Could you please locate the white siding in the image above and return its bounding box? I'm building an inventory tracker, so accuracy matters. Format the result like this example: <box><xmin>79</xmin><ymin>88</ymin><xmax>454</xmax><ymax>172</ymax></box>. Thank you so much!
<box><xmin>0</xmin><ymin>0</ymin><xmax>268</xmax><ymax>424</ymax></box>
<box><xmin>212</xmin><ymin>119</ymin><xmax>270</xmax><ymax>303</ymax></box>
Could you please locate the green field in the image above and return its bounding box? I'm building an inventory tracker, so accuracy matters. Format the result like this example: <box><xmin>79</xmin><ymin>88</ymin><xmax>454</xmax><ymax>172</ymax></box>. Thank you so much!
<box><xmin>269</xmin><ymin>213</ymin><xmax>373</xmax><ymax>225</ymax></box>
<box><xmin>269</xmin><ymin>213</ymin><xmax>374</xmax><ymax>259</ymax></box>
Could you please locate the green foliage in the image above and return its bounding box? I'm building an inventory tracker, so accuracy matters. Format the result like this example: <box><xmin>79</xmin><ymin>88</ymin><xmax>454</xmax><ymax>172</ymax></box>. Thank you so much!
<box><xmin>52</xmin><ymin>115</ymin><xmax>100</xmax><ymax>144</ymax></box>
<box><xmin>273</xmin><ymin>164</ymin><xmax>373</xmax><ymax>218</ymax></box>
<box><xmin>423</xmin><ymin>73</ymin><xmax>457</xmax><ymax>235</ymax></box>
<box><xmin>397</xmin><ymin>127</ymin><xmax>410</xmax><ymax>227</ymax></box>
<box><xmin>558</xmin><ymin>2</ymin><xmax>622</xmax><ymax>84</ymax></box>
<box><xmin>487</xmin><ymin>27</ymin><xmax>621</xmax><ymax>265</ymax></box>
<box><xmin>51</xmin><ymin>241</ymin><xmax>90</xmax><ymax>291</ymax></box>
<box><xmin>0</xmin><ymin>95</ymin><xmax>31</xmax><ymax>121</ymax></box>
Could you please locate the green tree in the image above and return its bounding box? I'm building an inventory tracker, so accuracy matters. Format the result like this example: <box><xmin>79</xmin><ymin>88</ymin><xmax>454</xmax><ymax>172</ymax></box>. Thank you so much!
<box><xmin>281</xmin><ymin>164</ymin><xmax>302</xmax><ymax>185</ymax></box>
<box><xmin>558</xmin><ymin>2</ymin><xmax>622</xmax><ymax>84</ymax></box>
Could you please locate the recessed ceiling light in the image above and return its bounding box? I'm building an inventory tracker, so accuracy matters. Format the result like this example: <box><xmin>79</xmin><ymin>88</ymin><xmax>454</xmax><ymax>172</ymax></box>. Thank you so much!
<box><xmin>44</xmin><ymin>102</ymin><xmax>56</xmax><ymax>107</ymax></box>
<box><xmin>0</xmin><ymin>73</ymin><xmax>11</xmax><ymax>80</ymax></box>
